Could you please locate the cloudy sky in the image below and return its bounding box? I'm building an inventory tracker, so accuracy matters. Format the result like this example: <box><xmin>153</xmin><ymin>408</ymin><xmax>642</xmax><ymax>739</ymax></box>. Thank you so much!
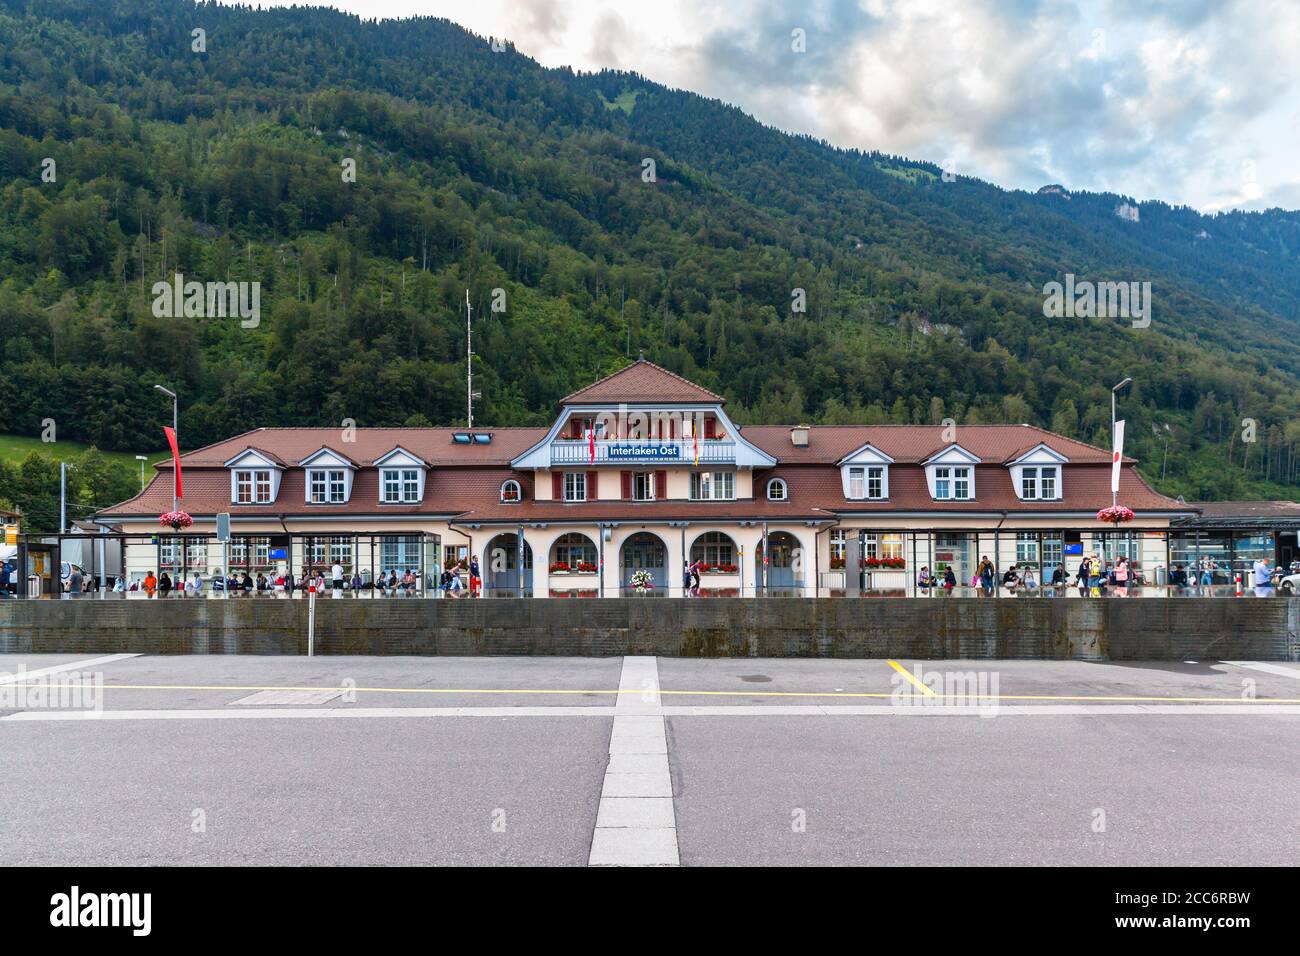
<box><xmin>245</xmin><ymin>0</ymin><xmax>1300</xmax><ymax>212</ymax></box>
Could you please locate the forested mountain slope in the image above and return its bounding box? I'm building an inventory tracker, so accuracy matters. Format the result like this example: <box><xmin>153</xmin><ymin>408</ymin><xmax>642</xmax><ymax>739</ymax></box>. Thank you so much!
<box><xmin>0</xmin><ymin>0</ymin><xmax>1297</xmax><ymax>527</ymax></box>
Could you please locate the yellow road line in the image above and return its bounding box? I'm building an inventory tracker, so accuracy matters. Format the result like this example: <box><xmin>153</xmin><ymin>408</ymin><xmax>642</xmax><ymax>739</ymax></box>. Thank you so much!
<box><xmin>887</xmin><ymin>659</ymin><xmax>937</xmax><ymax>697</ymax></box>
<box><xmin>4</xmin><ymin>682</ymin><xmax>1299</xmax><ymax>704</ymax></box>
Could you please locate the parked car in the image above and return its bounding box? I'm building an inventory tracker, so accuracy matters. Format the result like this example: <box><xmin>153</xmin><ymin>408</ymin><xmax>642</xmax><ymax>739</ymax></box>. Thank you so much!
<box><xmin>1275</xmin><ymin>562</ymin><xmax>1300</xmax><ymax>595</ymax></box>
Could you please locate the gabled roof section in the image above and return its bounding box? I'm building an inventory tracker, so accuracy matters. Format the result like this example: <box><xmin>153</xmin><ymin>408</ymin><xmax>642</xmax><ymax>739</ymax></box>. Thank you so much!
<box><xmin>560</xmin><ymin>358</ymin><xmax>725</xmax><ymax>406</ymax></box>
<box><xmin>222</xmin><ymin>447</ymin><xmax>286</xmax><ymax>468</ymax></box>
<box><xmin>298</xmin><ymin>446</ymin><xmax>360</xmax><ymax>468</ymax></box>
<box><xmin>921</xmin><ymin>443</ymin><xmax>982</xmax><ymax>466</ymax></box>
<box><xmin>1005</xmin><ymin>441</ymin><xmax>1070</xmax><ymax>465</ymax></box>
<box><xmin>836</xmin><ymin>442</ymin><xmax>896</xmax><ymax>466</ymax></box>
<box><xmin>373</xmin><ymin>446</ymin><xmax>430</xmax><ymax>468</ymax></box>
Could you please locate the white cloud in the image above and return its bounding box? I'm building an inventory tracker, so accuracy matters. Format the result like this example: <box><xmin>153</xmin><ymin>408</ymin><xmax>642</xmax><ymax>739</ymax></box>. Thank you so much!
<box><xmin>233</xmin><ymin>0</ymin><xmax>1300</xmax><ymax>211</ymax></box>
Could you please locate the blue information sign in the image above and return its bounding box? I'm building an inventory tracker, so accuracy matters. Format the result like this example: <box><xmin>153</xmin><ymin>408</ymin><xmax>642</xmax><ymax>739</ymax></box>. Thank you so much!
<box><xmin>606</xmin><ymin>443</ymin><xmax>681</xmax><ymax>461</ymax></box>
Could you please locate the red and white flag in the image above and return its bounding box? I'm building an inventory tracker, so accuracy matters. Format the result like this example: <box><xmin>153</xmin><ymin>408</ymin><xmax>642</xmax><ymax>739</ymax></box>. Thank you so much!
<box><xmin>588</xmin><ymin>426</ymin><xmax>596</xmax><ymax>463</ymax></box>
<box><xmin>163</xmin><ymin>425</ymin><xmax>183</xmax><ymax>499</ymax></box>
<box><xmin>1111</xmin><ymin>419</ymin><xmax>1125</xmax><ymax>496</ymax></box>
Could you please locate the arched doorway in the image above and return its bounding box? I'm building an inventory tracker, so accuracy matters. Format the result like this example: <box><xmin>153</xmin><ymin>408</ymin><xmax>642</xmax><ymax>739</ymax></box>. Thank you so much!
<box><xmin>760</xmin><ymin>531</ymin><xmax>803</xmax><ymax>588</ymax></box>
<box><xmin>485</xmin><ymin>532</ymin><xmax>533</xmax><ymax>594</ymax></box>
<box><xmin>621</xmin><ymin>531</ymin><xmax>667</xmax><ymax>592</ymax></box>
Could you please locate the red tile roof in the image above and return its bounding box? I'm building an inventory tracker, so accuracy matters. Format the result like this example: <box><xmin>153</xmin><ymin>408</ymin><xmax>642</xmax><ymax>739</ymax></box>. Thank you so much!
<box><xmin>740</xmin><ymin>424</ymin><xmax>1119</xmax><ymax>464</ymax></box>
<box><xmin>561</xmin><ymin>359</ymin><xmax>725</xmax><ymax>405</ymax></box>
<box><xmin>94</xmin><ymin>370</ymin><xmax>1187</xmax><ymax>523</ymax></box>
<box><xmin>175</xmin><ymin>427</ymin><xmax>547</xmax><ymax>468</ymax></box>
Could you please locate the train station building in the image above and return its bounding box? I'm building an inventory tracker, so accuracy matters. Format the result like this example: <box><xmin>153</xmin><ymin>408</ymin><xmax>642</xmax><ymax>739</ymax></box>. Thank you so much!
<box><xmin>93</xmin><ymin>358</ymin><xmax>1200</xmax><ymax>596</ymax></box>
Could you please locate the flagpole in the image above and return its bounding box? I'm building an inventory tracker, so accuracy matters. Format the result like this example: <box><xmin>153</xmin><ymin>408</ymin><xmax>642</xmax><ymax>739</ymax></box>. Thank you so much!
<box><xmin>155</xmin><ymin>385</ymin><xmax>178</xmax><ymax>513</ymax></box>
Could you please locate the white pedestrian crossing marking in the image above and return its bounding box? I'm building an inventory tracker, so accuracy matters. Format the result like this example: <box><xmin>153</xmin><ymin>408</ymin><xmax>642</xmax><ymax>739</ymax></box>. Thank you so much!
<box><xmin>588</xmin><ymin>656</ymin><xmax>679</xmax><ymax>867</ymax></box>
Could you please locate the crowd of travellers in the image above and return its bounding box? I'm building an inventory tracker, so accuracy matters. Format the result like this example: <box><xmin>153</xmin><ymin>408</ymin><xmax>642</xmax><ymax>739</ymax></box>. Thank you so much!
<box><xmin>914</xmin><ymin>554</ymin><xmax>1286</xmax><ymax>597</ymax></box>
<box><xmin>59</xmin><ymin>557</ymin><xmax>486</xmax><ymax>598</ymax></box>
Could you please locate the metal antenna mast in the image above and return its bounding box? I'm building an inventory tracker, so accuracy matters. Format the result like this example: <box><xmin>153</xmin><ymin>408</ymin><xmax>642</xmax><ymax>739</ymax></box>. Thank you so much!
<box><xmin>466</xmin><ymin>288</ymin><xmax>474</xmax><ymax>429</ymax></box>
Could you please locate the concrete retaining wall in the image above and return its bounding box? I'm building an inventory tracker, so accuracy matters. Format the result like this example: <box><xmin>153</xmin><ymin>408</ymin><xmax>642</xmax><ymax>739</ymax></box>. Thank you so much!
<box><xmin>1</xmin><ymin>598</ymin><xmax>1296</xmax><ymax>660</ymax></box>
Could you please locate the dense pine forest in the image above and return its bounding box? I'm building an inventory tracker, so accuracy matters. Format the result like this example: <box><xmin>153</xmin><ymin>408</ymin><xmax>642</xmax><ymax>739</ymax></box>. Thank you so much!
<box><xmin>1</xmin><ymin>0</ymin><xmax>1299</xmax><ymax>530</ymax></box>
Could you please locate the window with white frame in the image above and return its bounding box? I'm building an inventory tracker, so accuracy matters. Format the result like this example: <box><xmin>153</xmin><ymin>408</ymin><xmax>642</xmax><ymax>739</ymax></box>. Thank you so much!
<box><xmin>1020</xmin><ymin>466</ymin><xmax>1059</xmax><ymax>500</ymax></box>
<box><xmin>380</xmin><ymin>535</ymin><xmax>422</xmax><ymax>573</ymax></box>
<box><xmin>308</xmin><ymin>469</ymin><xmax>347</xmax><ymax>504</ymax></box>
<box><xmin>863</xmin><ymin>533</ymin><xmax>904</xmax><ymax>560</ymax></box>
<box><xmin>632</xmin><ymin>472</ymin><xmax>655</xmax><ymax>501</ymax></box>
<box><xmin>381</xmin><ymin>468</ymin><xmax>421</xmax><ymax>503</ymax></box>
<box><xmin>830</xmin><ymin>529</ymin><xmax>846</xmax><ymax>567</ymax></box>
<box><xmin>500</xmin><ymin>480</ymin><xmax>521</xmax><ymax>502</ymax></box>
<box><xmin>847</xmin><ymin>466</ymin><xmax>885</xmax><ymax>499</ymax></box>
<box><xmin>933</xmin><ymin>466</ymin><xmax>972</xmax><ymax>500</ymax></box>
<box><xmin>564</xmin><ymin>471</ymin><xmax>587</xmax><ymax>502</ymax></box>
<box><xmin>234</xmin><ymin>469</ymin><xmax>273</xmax><ymax>504</ymax></box>
<box><xmin>689</xmin><ymin>471</ymin><xmax>734</xmax><ymax>501</ymax></box>
<box><xmin>767</xmin><ymin>478</ymin><xmax>787</xmax><ymax>501</ymax></box>
<box><xmin>229</xmin><ymin>537</ymin><xmax>270</xmax><ymax>568</ymax></box>
<box><xmin>1015</xmin><ymin>532</ymin><xmax>1038</xmax><ymax>564</ymax></box>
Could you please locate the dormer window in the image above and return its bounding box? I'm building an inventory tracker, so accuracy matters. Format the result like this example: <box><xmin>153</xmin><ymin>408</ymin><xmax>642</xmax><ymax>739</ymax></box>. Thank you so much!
<box><xmin>837</xmin><ymin>443</ymin><xmax>893</xmax><ymax>501</ymax></box>
<box><xmin>847</xmin><ymin>466</ymin><xmax>885</xmax><ymax>500</ymax></box>
<box><xmin>923</xmin><ymin>444</ymin><xmax>980</xmax><ymax>501</ymax></box>
<box><xmin>1008</xmin><ymin>443</ymin><xmax>1068</xmax><ymax>501</ymax></box>
<box><xmin>308</xmin><ymin>469</ymin><xmax>347</xmax><ymax>504</ymax></box>
<box><xmin>382</xmin><ymin>468</ymin><xmax>421</xmax><ymax>504</ymax></box>
<box><xmin>226</xmin><ymin>449</ymin><xmax>284</xmax><ymax>505</ymax></box>
<box><xmin>1020</xmin><ymin>466</ymin><xmax>1059</xmax><ymax>500</ymax></box>
<box><xmin>500</xmin><ymin>480</ymin><xmax>522</xmax><ymax>503</ymax></box>
<box><xmin>933</xmin><ymin>466</ymin><xmax>972</xmax><ymax>500</ymax></box>
<box><xmin>234</xmin><ymin>469</ymin><xmax>273</xmax><ymax>504</ymax></box>
<box><xmin>374</xmin><ymin>447</ymin><xmax>427</xmax><ymax>504</ymax></box>
<box><xmin>767</xmin><ymin>478</ymin><xmax>788</xmax><ymax>501</ymax></box>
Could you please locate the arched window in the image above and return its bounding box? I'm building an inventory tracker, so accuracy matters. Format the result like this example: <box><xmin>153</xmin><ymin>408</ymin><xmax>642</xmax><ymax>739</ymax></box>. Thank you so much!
<box><xmin>552</xmin><ymin>532</ymin><xmax>597</xmax><ymax>571</ymax></box>
<box><xmin>690</xmin><ymin>531</ymin><xmax>737</xmax><ymax>571</ymax></box>
<box><xmin>500</xmin><ymin>479</ymin><xmax>522</xmax><ymax>503</ymax></box>
<box><xmin>767</xmin><ymin>478</ymin><xmax>788</xmax><ymax>501</ymax></box>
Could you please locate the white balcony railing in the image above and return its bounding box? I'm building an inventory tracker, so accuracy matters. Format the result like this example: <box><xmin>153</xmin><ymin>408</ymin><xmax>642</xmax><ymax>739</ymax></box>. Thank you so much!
<box><xmin>550</xmin><ymin>439</ymin><xmax>736</xmax><ymax>466</ymax></box>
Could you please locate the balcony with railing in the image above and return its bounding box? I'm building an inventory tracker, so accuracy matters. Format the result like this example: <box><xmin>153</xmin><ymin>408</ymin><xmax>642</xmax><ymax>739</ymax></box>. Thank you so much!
<box><xmin>549</xmin><ymin>438</ymin><xmax>736</xmax><ymax>466</ymax></box>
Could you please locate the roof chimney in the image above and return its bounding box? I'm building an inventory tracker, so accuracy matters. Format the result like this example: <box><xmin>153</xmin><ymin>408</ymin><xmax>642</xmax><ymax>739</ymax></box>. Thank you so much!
<box><xmin>790</xmin><ymin>425</ymin><xmax>810</xmax><ymax>448</ymax></box>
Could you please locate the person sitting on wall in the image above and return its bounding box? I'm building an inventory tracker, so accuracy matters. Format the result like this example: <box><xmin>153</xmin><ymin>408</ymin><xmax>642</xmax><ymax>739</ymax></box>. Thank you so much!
<box><xmin>1020</xmin><ymin>566</ymin><xmax>1037</xmax><ymax>590</ymax></box>
<box><xmin>1002</xmin><ymin>564</ymin><xmax>1019</xmax><ymax>594</ymax></box>
<box><xmin>1169</xmin><ymin>564</ymin><xmax>1188</xmax><ymax>590</ymax></box>
<box><xmin>1051</xmin><ymin>563</ymin><xmax>1065</xmax><ymax>588</ymax></box>
<box><xmin>917</xmin><ymin>566</ymin><xmax>932</xmax><ymax>590</ymax></box>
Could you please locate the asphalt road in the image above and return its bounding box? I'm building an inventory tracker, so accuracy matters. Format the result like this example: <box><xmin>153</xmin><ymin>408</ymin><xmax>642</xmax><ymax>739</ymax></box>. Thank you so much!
<box><xmin>1</xmin><ymin>653</ymin><xmax>1297</xmax><ymax>866</ymax></box>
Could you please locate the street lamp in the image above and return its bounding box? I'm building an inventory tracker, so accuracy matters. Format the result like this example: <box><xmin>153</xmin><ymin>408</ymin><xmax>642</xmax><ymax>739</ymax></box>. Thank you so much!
<box><xmin>154</xmin><ymin>385</ymin><xmax>178</xmax><ymax>513</ymax></box>
<box><xmin>1111</xmin><ymin>378</ymin><xmax>1132</xmax><ymax>508</ymax></box>
<box><xmin>135</xmin><ymin>455</ymin><xmax>148</xmax><ymax>492</ymax></box>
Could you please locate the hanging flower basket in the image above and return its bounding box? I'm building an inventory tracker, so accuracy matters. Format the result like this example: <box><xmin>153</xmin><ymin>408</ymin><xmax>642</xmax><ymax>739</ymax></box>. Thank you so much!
<box><xmin>1096</xmin><ymin>505</ymin><xmax>1135</xmax><ymax>525</ymax></box>
<box><xmin>159</xmin><ymin>510</ymin><xmax>193</xmax><ymax>532</ymax></box>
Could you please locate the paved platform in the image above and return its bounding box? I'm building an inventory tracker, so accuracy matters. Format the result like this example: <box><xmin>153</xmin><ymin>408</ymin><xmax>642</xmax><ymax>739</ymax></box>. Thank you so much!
<box><xmin>1</xmin><ymin>654</ymin><xmax>1297</xmax><ymax>865</ymax></box>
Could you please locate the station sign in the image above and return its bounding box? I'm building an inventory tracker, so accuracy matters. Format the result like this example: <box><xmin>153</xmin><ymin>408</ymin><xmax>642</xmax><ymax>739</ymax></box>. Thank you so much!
<box><xmin>605</xmin><ymin>443</ymin><xmax>681</xmax><ymax>461</ymax></box>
